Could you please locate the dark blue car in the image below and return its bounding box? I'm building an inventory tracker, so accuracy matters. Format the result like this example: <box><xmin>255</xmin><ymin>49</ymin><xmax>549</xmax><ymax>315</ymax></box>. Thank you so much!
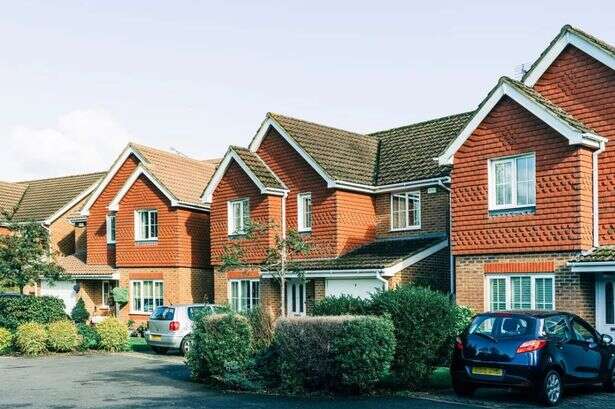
<box><xmin>451</xmin><ymin>311</ymin><xmax>615</xmax><ymax>406</ymax></box>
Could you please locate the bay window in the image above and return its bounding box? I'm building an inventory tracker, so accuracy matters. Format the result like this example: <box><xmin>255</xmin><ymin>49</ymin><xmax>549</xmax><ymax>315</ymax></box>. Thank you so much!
<box><xmin>391</xmin><ymin>191</ymin><xmax>421</xmax><ymax>231</ymax></box>
<box><xmin>228</xmin><ymin>199</ymin><xmax>250</xmax><ymax>235</ymax></box>
<box><xmin>135</xmin><ymin>209</ymin><xmax>158</xmax><ymax>241</ymax></box>
<box><xmin>489</xmin><ymin>153</ymin><xmax>535</xmax><ymax>210</ymax></box>
<box><xmin>131</xmin><ymin>280</ymin><xmax>163</xmax><ymax>313</ymax></box>
<box><xmin>487</xmin><ymin>275</ymin><xmax>554</xmax><ymax>311</ymax></box>
<box><xmin>229</xmin><ymin>280</ymin><xmax>259</xmax><ymax>312</ymax></box>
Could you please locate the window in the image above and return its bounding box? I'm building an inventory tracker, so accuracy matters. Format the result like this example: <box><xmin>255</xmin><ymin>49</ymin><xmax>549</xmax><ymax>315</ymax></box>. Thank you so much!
<box><xmin>134</xmin><ymin>210</ymin><xmax>158</xmax><ymax>241</ymax></box>
<box><xmin>487</xmin><ymin>275</ymin><xmax>554</xmax><ymax>311</ymax></box>
<box><xmin>542</xmin><ymin>315</ymin><xmax>569</xmax><ymax>342</ymax></box>
<box><xmin>469</xmin><ymin>315</ymin><xmax>531</xmax><ymax>339</ymax></box>
<box><xmin>571</xmin><ymin>319</ymin><xmax>596</xmax><ymax>343</ymax></box>
<box><xmin>106</xmin><ymin>214</ymin><xmax>116</xmax><ymax>244</ymax></box>
<box><xmin>391</xmin><ymin>192</ymin><xmax>421</xmax><ymax>230</ymax></box>
<box><xmin>228</xmin><ymin>199</ymin><xmax>250</xmax><ymax>235</ymax></box>
<box><xmin>102</xmin><ymin>281</ymin><xmax>112</xmax><ymax>307</ymax></box>
<box><xmin>489</xmin><ymin>154</ymin><xmax>535</xmax><ymax>210</ymax></box>
<box><xmin>297</xmin><ymin>193</ymin><xmax>312</xmax><ymax>232</ymax></box>
<box><xmin>229</xmin><ymin>280</ymin><xmax>259</xmax><ymax>312</ymax></box>
<box><xmin>150</xmin><ymin>307</ymin><xmax>175</xmax><ymax>320</ymax></box>
<box><xmin>131</xmin><ymin>280</ymin><xmax>163</xmax><ymax>313</ymax></box>
<box><xmin>606</xmin><ymin>282</ymin><xmax>614</xmax><ymax>325</ymax></box>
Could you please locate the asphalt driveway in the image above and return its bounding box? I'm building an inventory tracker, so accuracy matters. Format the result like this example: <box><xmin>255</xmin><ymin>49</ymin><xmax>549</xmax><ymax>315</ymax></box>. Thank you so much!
<box><xmin>0</xmin><ymin>352</ymin><xmax>612</xmax><ymax>409</ymax></box>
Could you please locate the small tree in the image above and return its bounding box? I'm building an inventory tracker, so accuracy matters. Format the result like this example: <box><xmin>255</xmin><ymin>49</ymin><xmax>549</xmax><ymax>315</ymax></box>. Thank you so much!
<box><xmin>0</xmin><ymin>211</ymin><xmax>66</xmax><ymax>294</ymax></box>
<box><xmin>71</xmin><ymin>298</ymin><xmax>90</xmax><ymax>323</ymax></box>
<box><xmin>220</xmin><ymin>220</ymin><xmax>310</xmax><ymax>317</ymax></box>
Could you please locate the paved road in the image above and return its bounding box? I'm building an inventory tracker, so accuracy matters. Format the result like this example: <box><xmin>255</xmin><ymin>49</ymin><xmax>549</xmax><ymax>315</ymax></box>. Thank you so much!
<box><xmin>0</xmin><ymin>353</ymin><xmax>612</xmax><ymax>409</ymax></box>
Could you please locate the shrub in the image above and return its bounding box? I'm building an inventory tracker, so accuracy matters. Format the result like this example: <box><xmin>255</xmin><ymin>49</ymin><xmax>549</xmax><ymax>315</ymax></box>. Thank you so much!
<box><xmin>0</xmin><ymin>327</ymin><xmax>13</xmax><ymax>355</ymax></box>
<box><xmin>47</xmin><ymin>320</ymin><xmax>81</xmax><ymax>352</ymax></box>
<box><xmin>186</xmin><ymin>313</ymin><xmax>253</xmax><ymax>379</ymax></box>
<box><xmin>0</xmin><ymin>296</ymin><xmax>66</xmax><ymax>330</ymax></box>
<box><xmin>312</xmin><ymin>295</ymin><xmax>371</xmax><ymax>316</ymax></box>
<box><xmin>96</xmin><ymin>318</ymin><xmax>129</xmax><ymax>352</ymax></box>
<box><xmin>369</xmin><ymin>285</ymin><xmax>462</xmax><ymax>387</ymax></box>
<box><xmin>242</xmin><ymin>307</ymin><xmax>275</xmax><ymax>352</ymax></box>
<box><xmin>15</xmin><ymin>322</ymin><xmax>48</xmax><ymax>356</ymax></box>
<box><xmin>331</xmin><ymin>316</ymin><xmax>396</xmax><ymax>391</ymax></box>
<box><xmin>70</xmin><ymin>298</ymin><xmax>90</xmax><ymax>324</ymax></box>
<box><xmin>77</xmin><ymin>323</ymin><xmax>100</xmax><ymax>350</ymax></box>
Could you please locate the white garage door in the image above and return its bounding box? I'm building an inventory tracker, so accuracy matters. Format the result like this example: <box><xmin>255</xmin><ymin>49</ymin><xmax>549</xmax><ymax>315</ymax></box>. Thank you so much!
<box><xmin>40</xmin><ymin>280</ymin><xmax>77</xmax><ymax>313</ymax></box>
<box><xmin>325</xmin><ymin>278</ymin><xmax>383</xmax><ymax>299</ymax></box>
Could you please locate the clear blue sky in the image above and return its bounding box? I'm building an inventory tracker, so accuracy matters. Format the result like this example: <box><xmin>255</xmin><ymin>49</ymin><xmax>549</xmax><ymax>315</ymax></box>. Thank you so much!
<box><xmin>1</xmin><ymin>0</ymin><xmax>613</xmax><ymax>180</ymax></box>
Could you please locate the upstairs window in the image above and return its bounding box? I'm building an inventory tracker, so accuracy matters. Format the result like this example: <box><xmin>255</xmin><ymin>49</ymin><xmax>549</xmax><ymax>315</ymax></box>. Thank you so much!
<box><xmin>106</xmin><ymin>214</ymin><xmax>116</xmax><ymax>244</ymax></box>
<box><xmin>297</xmin><ymin>193</ymin><xmax>312</xmax><ymax>232</ymax></box>
<box><xmin>391</xmin><ymin>191</ymin><xmax>421</xmax><ymax>231</ymax></box>
<box><xmin>135</xmin><ymin>209</ymin><xmax>158</xmax><ymax>241</ymax></box>
<box><xmin>489</xmin><ymin>154</ymin><xmax>535</xmax><ymax>210</ymax></box>
<box><xmin>228</xmin><ymin>199</ymin><xmax>250</xmax><ymax>235</ymax></box>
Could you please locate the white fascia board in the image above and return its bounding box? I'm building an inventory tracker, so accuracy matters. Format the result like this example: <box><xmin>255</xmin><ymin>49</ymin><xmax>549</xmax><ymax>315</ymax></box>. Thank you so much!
<box><xmin>108</xmin><ymin>165</ymin><xmax>179</xmax><ymax>211</ymax></box>
<box><xmin>68</xmin><ymin>274</ymin><xmax>118</xmax><ymax>281</ymax></box>
<box><xmin>249</xmin><ymin>117</ymin><xmax>336</xmax><ymax>188</ymax></box>
<box><xmin>381</xmin><ymin>239</ymin><xmax>449</xmax><ymax>277</ymax></box>
<box><xmin>334</xmin><ymin>177</ymin><xmax>451</xmax><ymax>194</ymax></box>
<box><xmin>80</xmin><ymin>145</ymin><xmax>147</xmax><ymax>216</ymax></box>
<box><xmin>260</xmin><ymin>269</ymin><xmax>379</xmax><ymax>279</ymax></box>
<box><xmin>43</xmin><ymin>180</ymin><xmax>100</xmax><ymax>226</ymax></box>
<box><xmin>569</xmin><ymin>261</ymin><xmax>615</xmax><ymax>273</ymax></box>
<box><xmin>437</xmin><ymin>83</ymin><xmax>603</xmax><ymax>166</ymax></box>
<box><xmin>524</xmin><ymin>31</ymin><xmax>615</xmax><ymax>87</ymax></box>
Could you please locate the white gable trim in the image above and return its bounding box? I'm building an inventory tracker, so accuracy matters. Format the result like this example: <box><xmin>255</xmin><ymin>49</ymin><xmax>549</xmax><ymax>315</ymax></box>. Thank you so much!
<box><xmin>80</xmin><ymin>145</ymin><xmax>147</xmax><ymax>216</ymax></box>
<box><xmin>201</xmin><ymin>148</ymin><xmax>288</xmax><ymax>204</ymax></box>
<box><xmin>108</xmin><ymin>165</ymin><xmax>179</xmax><ymax>212</ymax></box>
<box><xmin>381</xmin><ymin>239</ymin><xmax>449</xmax><ymax>277</ymax></box>
<box><xmin>248</xmin><ymin>117</ymin><xmax>336</xmax><ymax>188</ymax></box>
<box><xmin>437</xmin><ymin>81</ymin><xmax>606</xmax><ymax>165</ymax></box>
<box><xmin>43</xmin><ymin>179</ymin><xmax>101</xmax><ymax>226</ymax></box>
<box><xmin>524</xmin><ymin>30</ymin><xmax>615</xmax><ymax>87</ymax></box>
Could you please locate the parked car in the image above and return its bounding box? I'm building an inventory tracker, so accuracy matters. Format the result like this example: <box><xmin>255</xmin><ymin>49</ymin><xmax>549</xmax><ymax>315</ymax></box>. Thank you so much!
<box><xmin>145</xmin><ymin>303</ymin><xmax>224</xmax><ymax>355</ymax></box>
<box><xmin>451</xmin><ymin>311</ymin><xmax>615</xmax><ymax>406</ymax></box>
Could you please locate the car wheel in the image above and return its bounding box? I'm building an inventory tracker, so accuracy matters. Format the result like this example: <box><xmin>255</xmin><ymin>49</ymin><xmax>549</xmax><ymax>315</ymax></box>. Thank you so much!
<box><xmin>452</xmin><ymin>378</ymin><xmax>475</xmax><ymax>397</ymax></box>
<box><xmin>180</xmin><ymin>336</ymin><xmax>192</xmax><ymax>356</ymax></box>
<box><xmin>537</xmin><ymin>370</ymin><xmax>563</xmax><ymax>406</ymax></box>
<box><xmin>151</xmin><ymin>346</ymin><xmax>168</xmax><ymax>355</ymax></box>
<box><xmin>603</xmin><ymin>365</ymin><xmax>615</xmax><ymax>392</ymax></box>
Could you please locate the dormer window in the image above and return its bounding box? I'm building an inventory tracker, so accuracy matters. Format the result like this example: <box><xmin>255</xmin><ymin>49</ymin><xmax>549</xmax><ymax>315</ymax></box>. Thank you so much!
<box><xmin>488</xmin><ymin>153</ymin><xmax>536</xmax><ymax>211</ymax></box>
<box><xmin>390</xmin><ymin>191</ymin><xmax>421</xmax><ymax>231</ymax></box>
<box><xmin>228</xmin><ymin>199</ymin><xmax>250</xmax><ymax>236</ymax></box>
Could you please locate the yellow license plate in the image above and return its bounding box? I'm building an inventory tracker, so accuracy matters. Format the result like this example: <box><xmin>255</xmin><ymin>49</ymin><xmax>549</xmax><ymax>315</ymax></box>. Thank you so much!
<box><xmin>150</xmin><ymin>335</ymin><xmax>162</xmax><ymax>341</ymax></box>
<box><xmin>472</xmin><ymin>367</ymin><xmax>503</xmax><ymax>377</ymax></box>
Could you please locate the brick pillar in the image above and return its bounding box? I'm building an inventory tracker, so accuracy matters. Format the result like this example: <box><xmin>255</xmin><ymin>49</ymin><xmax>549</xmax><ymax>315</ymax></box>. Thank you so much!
<box><xmin>213</xmin><ymin>268</ymin><xmax>229</xmax><ymax>305</ymax></box>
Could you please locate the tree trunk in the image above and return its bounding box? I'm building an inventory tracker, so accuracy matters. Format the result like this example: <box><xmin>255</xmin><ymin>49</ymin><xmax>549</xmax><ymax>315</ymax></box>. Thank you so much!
<box><xmin>280</xmin><ymin>276</ymin><xmax>285</xmax><ymax>317</ymax></box>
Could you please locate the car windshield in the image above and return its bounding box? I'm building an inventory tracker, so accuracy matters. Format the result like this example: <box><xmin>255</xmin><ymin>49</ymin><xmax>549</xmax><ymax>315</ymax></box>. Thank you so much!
<box><xmin>469</xmin><ymin>315</ymin><xmax>532</xmax><ymax>339</ymax></box>
<box><xmin>150</xmin><ymin>307</ymin><xmax>174</xmax><ymax>320</ymax></box>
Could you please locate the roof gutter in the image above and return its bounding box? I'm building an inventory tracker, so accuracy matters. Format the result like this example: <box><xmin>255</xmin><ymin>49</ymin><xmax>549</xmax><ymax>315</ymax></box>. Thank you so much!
<box><xmin>333</xmin><ymin>176</ymin><xmax>451</xmax><ymax>194</ymax></box>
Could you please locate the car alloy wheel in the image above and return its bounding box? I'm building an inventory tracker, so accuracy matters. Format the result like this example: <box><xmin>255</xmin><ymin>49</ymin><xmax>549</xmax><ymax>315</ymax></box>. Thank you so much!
<box><xmin>181</xmin><ymin>337</ymin><xmax>192</xmax><ymax>356</ymax></box>
<box><xmin>544</xmin><ymin>371</ymin><xmax>562</xmax><ymax>406</ymax></box>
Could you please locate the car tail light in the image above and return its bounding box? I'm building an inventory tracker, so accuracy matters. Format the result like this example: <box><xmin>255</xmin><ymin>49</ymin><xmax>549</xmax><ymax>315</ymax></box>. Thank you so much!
<box><xmin>516</xmin><ymin>339</ymin><xmax>547</xmax><ymax>354</ymax></box>
<box><xmin>169</xmin><ymin>321</ymin><xmax>180</xmax><ymax>332</ymax></box>
<box><xmin>455</xmin><ymin>336</ymin><xmax>464</xmax><ymax>351</ymax></box>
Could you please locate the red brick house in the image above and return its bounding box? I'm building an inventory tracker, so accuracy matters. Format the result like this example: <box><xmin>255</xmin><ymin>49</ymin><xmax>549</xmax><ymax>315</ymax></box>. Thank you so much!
<box><xmin>73</xmin><ymin>143</ymin><xmax>219</xmax><ymax>322</ymax></box>
<box><xmin>202</xmin><ymin>111</ymin><xmax>470</xmax><ymax>315</ymax></box>
<box><xmin>438</xmin><ymin>26</ymin><xmax>615</xmax><ymax>335</ymax></box>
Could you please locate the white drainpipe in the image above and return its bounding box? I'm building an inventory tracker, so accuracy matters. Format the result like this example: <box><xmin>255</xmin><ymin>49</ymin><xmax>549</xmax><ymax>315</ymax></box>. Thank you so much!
<box><xmin>376</xmin><ymin>271</ymin><xmax>389</xmax><ymax>291</ymax></box>
<box><xmin>593</xmin><ymin>142</ymin><xmax>606</xmax><ymax>248</ymax></box>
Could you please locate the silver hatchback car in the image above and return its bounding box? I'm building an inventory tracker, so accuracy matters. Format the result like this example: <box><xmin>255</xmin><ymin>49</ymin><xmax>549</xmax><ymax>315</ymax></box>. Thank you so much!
<box><xmin>145</xmin><ymin>304</ymin><xmax>223</xmax><ymax>355</ymax></box>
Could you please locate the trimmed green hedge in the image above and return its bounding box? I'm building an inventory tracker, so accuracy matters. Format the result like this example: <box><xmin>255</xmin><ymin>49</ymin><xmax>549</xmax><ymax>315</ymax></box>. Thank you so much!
<box><xmin>15</xmin><ymin>322</ymin><xmax>48</xmax><ymax>356</ymax></box>
<box><xmin>96</xmin><ymin>318</ymin><xmax>129</xmax><ymax>352</ymax></box>
<box><xmin>241</xmin><ymin>307</ymin><xmax>274</xmax><ymax>352</ymax></box>
<box><xmin>47</xmin><ymin>320</ymin><xmax>81</xmax><ymax>352</ymax></box>
<box><xmin>312</xmin><ymin>295</ymin><xmax>371</xmax><ymax>316</ymax></box>
<box><xmin>0</xmin><ymin>296</ymin><xmax>67</xmax><ymax>330</ymax></box>
<box><xmin>0</xmin><ymin>327</ymin><xmax>12</xmax><ymax>355</ymax></box>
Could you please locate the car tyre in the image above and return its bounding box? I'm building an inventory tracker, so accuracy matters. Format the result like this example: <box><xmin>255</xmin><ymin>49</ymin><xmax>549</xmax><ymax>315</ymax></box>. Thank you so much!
<box><xmin>603</xmin><ymin>365</ymin><xmax>615</xmax><ymax>392</ymax></box>
<box><xmin>151</xmin><ymin>346</ymin><xmax>168</xmax><ymax>355</ymax></box>
<box><xmin>537</xmin><ymin>369</ymin><xmax>563</xmax><ymax>406</ymax></box>
<box><xmin>452</xmin><ymin>378</ymin><xmax>475</xmax><ymax>397</ymax></box>
<box><xmin>180</xmin><ymin>336</ymin><xmax>192</xmax><ymax>356</ymax></box>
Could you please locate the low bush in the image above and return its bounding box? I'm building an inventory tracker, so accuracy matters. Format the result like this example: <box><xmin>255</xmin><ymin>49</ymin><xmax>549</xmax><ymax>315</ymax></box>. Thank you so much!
<box><xmin>96</xmin><ymin>318</ymin><xmax>129</xmax><ymax>352</ymax></box>
<box><xmin>0</xmin><ymin>296</ymin><xmax>66</xmax><ymax>330</ymax></box>
<box><xmin>77</xmin><ymin>323</ymin><xmax>100</xmax><ymax>350</ymax></box>
<box><xmin>242</xmin><ymin>307</ymin><xmax>275</xmax><ymax>352</ymax></box>
<box><xmin>47</xmin><ymin>320</ymin><xmax>81</xmax><ymax>352</ymax></box>
<box><xmin>70</xmin><ymin>298</ymin><xmax>90</xmax><ymax>324</ymax></box>
<box><xmin>186</xmin><ymin>313</ymin><xmax>253</xmax><ymax>380</ymax></box>
<box><xmin>0</xmin><ymin>327</ymin><xmax>13</xmax><ymax>355</ymax></box>
<box><xmin>15</xmin><ymin>322</ymin><xmax>48</xmax><ymax>356</ymax></box>
<box><xmin>312</xmin><ymin>295</ymin><xmax>371</xmax><ymax>316</ymax></box>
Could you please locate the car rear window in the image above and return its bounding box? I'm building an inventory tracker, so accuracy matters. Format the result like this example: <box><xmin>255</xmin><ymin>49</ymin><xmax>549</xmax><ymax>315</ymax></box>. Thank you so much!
<box><xmin>150</xmin><ymin>307</ymin><xmax>174</xmax><ymax>320</ymax></box>
<box><xmin>470</xmin><ymin>315</ymin><xmax>532</xmax><ymax>338</ymax></box>
<box><xmin>187</xmin><ymin>306</ymin><xmax>206</xmax><ymax>320</ymax></box>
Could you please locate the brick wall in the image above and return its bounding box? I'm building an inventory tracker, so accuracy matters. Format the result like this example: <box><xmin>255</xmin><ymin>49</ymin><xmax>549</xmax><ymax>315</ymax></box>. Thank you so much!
<box><xmin>451</xmin><ymin>96</ymin><xmax>594</xmax><ymax>255</ymax></box>
<box><xmin>456</xmin><ymin>252</ymin><xmax>595</xmax><ymax>324</ymax></box>
<box><xmin>387</xmin><ymin>247</ymin><xmax>450</xmax><ymax>293</ymax></box>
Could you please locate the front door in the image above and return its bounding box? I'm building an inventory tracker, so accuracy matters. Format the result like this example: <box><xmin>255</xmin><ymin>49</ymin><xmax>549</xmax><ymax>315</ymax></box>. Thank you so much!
<box><xmin>596</xmin><ymin>275</ymin><xmax>615</xmax><ymax>336</ymax></box>
<box><xmin>286</xmin><ymin>280</ymin><xmax>306</xmax><ymax>316</ymax></box>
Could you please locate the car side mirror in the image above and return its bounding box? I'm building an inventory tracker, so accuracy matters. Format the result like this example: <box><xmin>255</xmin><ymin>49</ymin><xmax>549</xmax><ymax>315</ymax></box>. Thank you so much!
<box><xmin>601</xmin><ymin>334</ymin><xmax>613</xmax><ymax>345</ymax></box>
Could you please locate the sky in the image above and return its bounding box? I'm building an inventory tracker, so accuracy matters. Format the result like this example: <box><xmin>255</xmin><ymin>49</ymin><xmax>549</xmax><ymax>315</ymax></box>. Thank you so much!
<box><xmin>0</xmin><ymin>0</ymin><xmax>613</xmax><ymax>181</ymax></box>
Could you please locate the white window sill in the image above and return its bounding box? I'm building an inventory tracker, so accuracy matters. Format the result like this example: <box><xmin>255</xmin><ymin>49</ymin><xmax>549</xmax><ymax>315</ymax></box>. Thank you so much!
<box><xmin>135</xmin><ymin>238</ymin><xmax>159</xmax><ymax>243</ymax></box>
<box><xmin>298</xmin><ymin>228</ymin><xmax>312</xmax><ymax>233</ymax></box>
<box><xmin>129</xmin><ymin>311</ymin><xmax>153</xmax><ymax>316</ymax></box>
<box><xmin>106</xmin><ymin>242</ymin><xmax>116</xmax><ymax>245</ymax></box>
<box><xmin>390</xmin><ymin>226</ymin><xmax>421</xmax><ymax>232</ymax></box>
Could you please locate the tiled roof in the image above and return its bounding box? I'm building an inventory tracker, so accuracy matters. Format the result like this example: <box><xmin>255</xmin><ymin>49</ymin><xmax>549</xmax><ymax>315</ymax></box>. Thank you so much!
<box><xmin>370</xmin><ymin>112</ymin><xmax>474</xmax><ymax>185</ymax></box>
<box><xmin>230</xmin><ymin>146</ymin><xmax>287</xmax><ymax>190</ymax></box>
<box><xmin>0</xmin><ymin>181</ymin><xmax>28</xmax><ymax>220</ymax></box>
<box><xmin>287</xmin><ymin>236</ymin><xmax>445</xmax><ymax>271</ymax></box>
<box><xmin>131</xmin><ymin>143</ymin><xmax>220</xmax><ymax>207</ymax></box>
<box><xmin>57</xmin><ymin>254</ymin><xmax>117</xmax><ymax>277</ymax></box>
<box><xmin>572</xmin><ymin>247</ymin><xmax>615</xmax><ymax>263</ymax></box>
<box><xmin>2</xmin><ymin>172</ymin><xmax>105</xmax><ymax>223</ymax></box>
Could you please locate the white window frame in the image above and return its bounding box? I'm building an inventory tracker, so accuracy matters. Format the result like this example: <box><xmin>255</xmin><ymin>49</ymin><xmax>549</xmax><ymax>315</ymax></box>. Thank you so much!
<box><xmin>390</xmin><ymin>191</ymin><xmax>421</xmax><ymax>231</ymax></box>
<box><xmin>102</xmin><ymin>281</ymin><xmax>111</xmax><ymax>307</ymax></box>
<box><xmin>227</xmin><ymin>198</ymin><xmax>250</xmax><ymax>236</ymax></box>
<box><xmin>297</xmin><ymin>192</ymin><xmax>312</xmax><ymax>232</ymax></box>
<box><xmin>130</xmin><ymin>280</ymin><xmax>164</xmax><ymax>314</ymax></box>
<box><xmin>488</xmin><ymin>153</ymin><xmax>536</xmax><ymax>211</ymax></box>
<box><xmin>486</xmin><ymin>274</ymin><xmax>555</xmax><ymax>311</ymax></box>
<box><xmin>228</xmin><ymin>279</ymin><xmax>260</xmax><ymax>312</ymax></box>
<box><xmin>106</xmin><ymin>214</ymin><xmax>116</xmax><ymax>244</ymax></box>
<box><xmin>134</xmin><ymin>209</ymin><xmax>158</xmax><ymax>241</ymax></box>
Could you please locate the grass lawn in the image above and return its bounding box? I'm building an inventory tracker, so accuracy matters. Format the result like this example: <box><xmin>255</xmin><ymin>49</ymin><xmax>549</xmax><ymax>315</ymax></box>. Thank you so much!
<box><xmin>129</xmin><ymin>336</ymin><xmax>150</xmax><ymax>352</ymax></box>
<box><xmin>429</xmin><ymin>367</ymin><xmax>452</xmax><ymax>390</ymax></box>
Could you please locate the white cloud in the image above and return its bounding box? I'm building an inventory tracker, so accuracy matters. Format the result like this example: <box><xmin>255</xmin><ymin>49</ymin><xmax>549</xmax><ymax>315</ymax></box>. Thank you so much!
<box><xmin>1</xmin><ymin>110</ymin><xmax>131</xmax><ymax>181</ymax></box>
